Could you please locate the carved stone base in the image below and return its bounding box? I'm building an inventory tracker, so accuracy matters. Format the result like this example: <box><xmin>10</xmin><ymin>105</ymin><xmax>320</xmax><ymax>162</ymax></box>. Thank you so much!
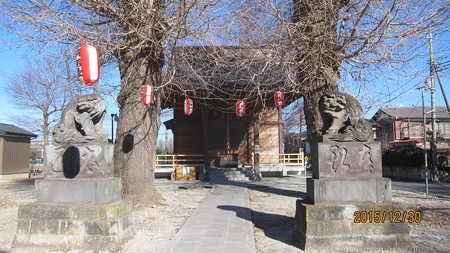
<box><xmin>13</xmin><ymin>200</ymin><xmax>133</xmax><ymax>250</ymax></box>
<box><xmin>307</xmin><ymin>177</ymin><xmax>392</xmax><ymax>204</ymax></box>
<box><xmin>45</xmin><ymin>144</ymin><xmax>114</xmax><ymax>179</ymax></box>
<box><xmin>294</xmin><ymin>201</ymin><xmax>413</xmax><ymax>251</ymax></box>
<box><xmin>311</xmin><ymin>141</ymin><xmax>382</xmax><ymax>179</ymax></box>
<box><xmin>35</xmin><ymin>178</ymin><xmax>122</xmax><ymax>205</ymax></box>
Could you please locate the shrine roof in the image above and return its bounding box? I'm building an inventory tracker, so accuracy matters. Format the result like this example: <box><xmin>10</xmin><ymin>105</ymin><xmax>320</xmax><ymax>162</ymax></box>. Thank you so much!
<box><xmin>165</xmin><ymin>46</ymin><xmax>288</xmax><ymax>88</ymax></box>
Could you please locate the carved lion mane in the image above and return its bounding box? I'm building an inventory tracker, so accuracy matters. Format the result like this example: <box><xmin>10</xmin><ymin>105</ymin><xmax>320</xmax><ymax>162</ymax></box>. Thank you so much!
<box><xmin>319</xmin><ymin>91</ymin><xmax>373</xmax><ymax>142</ymax></box>
<box><xmin>52</xmin><ymin>94</ymin><xmax>108</xmax><ymax>144</ymax></box>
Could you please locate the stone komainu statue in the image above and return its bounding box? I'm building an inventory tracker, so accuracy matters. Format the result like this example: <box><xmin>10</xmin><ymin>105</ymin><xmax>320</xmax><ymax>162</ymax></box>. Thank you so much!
<box><xmin>319</xmin><ymin>91</ymin><xmax>373</xmax><ymax>142</ymax></box>
<box><xmin>46</xmin><ymin>94</ymin><xmax>112</xmax><ymax>178</ymax></box>
<box><xmin>53</xmin><ymin>94</ymin><xmax>108</xmax><ymax>144</ymax></box>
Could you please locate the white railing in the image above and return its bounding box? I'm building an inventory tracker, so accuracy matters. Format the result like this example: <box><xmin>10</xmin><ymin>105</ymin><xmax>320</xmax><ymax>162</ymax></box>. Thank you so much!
<box><xmin>258</xmin><ymin>153</ymin><xmax>305</xmax><ymax>167</ymax></box>
<box><xmin>155</xmin><ymin>152</ymin><xmax>304</xmax><ymax>170</ymax></box>
<box><xmin>155</xmin><ymin>154</ymin><xmax>204</xmax><ymax>169</ymax></box>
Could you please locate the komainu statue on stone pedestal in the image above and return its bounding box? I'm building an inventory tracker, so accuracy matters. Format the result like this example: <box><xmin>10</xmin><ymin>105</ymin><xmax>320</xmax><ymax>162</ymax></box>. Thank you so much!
<box><xmin>294</xmin><ymin>91</ymin><xmax>412</xmax><ymax>251</ymax></box>
<box><xmin>14</xmin><ymin>94</ymin><xmax>134</xmax><ymax>251</ymax></box>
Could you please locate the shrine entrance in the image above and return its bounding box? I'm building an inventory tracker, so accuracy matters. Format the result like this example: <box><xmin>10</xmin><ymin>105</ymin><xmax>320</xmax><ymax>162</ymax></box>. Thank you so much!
<box><xmin>158</xmin><ymin>46</ymin><xmax>304</xmax><ymax>179</ymax></box>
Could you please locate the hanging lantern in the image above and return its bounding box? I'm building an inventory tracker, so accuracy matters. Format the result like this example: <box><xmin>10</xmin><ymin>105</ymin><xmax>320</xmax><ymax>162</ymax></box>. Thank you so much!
<box><xmin>142</xmin><ymin>83</ymin><xmax>154</xmax><ymax>106</ymax></box>
<box><xmin>274</xmin><ymin>90</ymin><xmax>285</xmax><ymax>107</ymax></box>
<box><xmin>236</xmin><ymin>100</ymin><xmax>246</xmax><ymax>118</ymax></box>
<box><xmin>77</xmin><ymin>43</ymin><xmax>101</xmax><ymax>85</ymax></box>
<box><xmin>184</xmin><ymin>98</ymin><xmax>194</xmax><ymax>115</ymax></box>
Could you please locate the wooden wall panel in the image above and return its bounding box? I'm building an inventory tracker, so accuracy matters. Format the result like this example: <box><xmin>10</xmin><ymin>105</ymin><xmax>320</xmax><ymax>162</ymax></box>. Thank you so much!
<box><xmin>1</xmin><ymin>136</ymin><xmax>30</xmax><ymax>175</ymax></box>
<box><xmin>174</xmin><ymin>123</ymin><xmax>203</xmax><ymax>154</ymax></box>
<box><xmin>260</xmin><ymin>124</ymin><xmax>280</xmax><ymax>164</ymax></box>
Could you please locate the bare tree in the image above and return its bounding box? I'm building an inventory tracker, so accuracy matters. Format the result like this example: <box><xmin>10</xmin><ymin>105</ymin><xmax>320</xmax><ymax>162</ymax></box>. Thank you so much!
<box><xmin>197</xmin><ymin>0</ymin><xmax>450</xmax><ymax>140</ymax></box>
<box><xmin>377</xmin><ymin>129</ymin><xmax>393</xmax><ymax>154</ymax></box>
<box><xmin>1</xmin><ymin>0</ymin><xmax>450</xmax><ymax>203</ymax></box>
<box><xmin>3</xmin><ymin>56</ymin><xmax>75</xmax><ymax>156</ymax></box>
<box><xmin>0</xmin><ymin>0</ymin><xmax>227</xmax><ymax>206</ymax></box>
<box><xmin>161</xmin><ymin>0</ymin><xmax>450</xmax><ymax>141</ymax></box>
<box><xmin>292</xmin><ymin>0</ymin><xmax>450</xmax><ymax>139</ymax></box>
<box><xmin>283</xmin><ymin>99</ymin><xmax>306</xmax><ymax>135</ymax></box>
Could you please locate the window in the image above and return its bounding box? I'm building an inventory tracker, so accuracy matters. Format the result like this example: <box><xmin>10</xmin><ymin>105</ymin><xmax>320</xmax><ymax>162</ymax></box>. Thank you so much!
<box><xmin>437</xmin><ymin>121</ymin><xmax>450</xmax><ymax>137</ymax></box>
<box><xmin>408</xmin><ymin>122</ymin><xmax>423</xmax><ymax>138</ymax></box>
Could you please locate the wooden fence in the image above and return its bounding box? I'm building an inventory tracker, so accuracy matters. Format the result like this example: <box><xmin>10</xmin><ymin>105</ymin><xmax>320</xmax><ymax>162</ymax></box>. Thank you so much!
<box><xmin>258</xmin><ymin>153</ymin><xmax>305</xmax><ymax>167</ymax></box>
<box><xmin>155</xmin><ymin>154</ymin><xmax>204</xmax><ymax>169</ymax></box>
<box><xmin>156</xmin><ymin>153</ymin><xmax>304</xmax><ymax>168</ymax></box>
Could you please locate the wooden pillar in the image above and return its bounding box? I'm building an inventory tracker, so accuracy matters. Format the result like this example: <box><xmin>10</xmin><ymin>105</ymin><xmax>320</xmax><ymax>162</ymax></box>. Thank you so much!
<box><xmin>254</xmin><ymin>116</ymin><xmax>261</xmax><ymax>179</ymax></box>
<box><xmin>247</xmin><ymin>124</ymin><xmax>251</xmax><ymax>164</ymax></box>
<box><xmin>226</xmin><ymin>113</ymin><xmax>230</xmax><ymax>154</ymax></box>
<box><xmin>173</xmin><ymin>122</ymin><xmax>178</xmax><ymax>154</ymax></box>
<box><xmin>278</xmin><ymin>107</ymin><xmax>283</xmax><ymax>154</ymax></box>
<box><xmin>202</xmin><ymin>107</ymin><xmax>209</xmax><ymax>179</ymax></box>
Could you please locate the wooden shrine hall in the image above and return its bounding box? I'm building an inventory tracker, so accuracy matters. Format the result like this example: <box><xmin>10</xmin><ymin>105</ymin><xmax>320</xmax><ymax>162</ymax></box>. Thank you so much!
<box><xmin>160</xmin><ymin>46</ymin><xmax>304</xmax><ymax>178</ymax></box>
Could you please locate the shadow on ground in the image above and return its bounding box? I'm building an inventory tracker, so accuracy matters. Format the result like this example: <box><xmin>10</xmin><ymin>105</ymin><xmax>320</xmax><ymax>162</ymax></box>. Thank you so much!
<box><xmin>248</xmin><ymin>185</ymin><xmax>306</xmax><ymax>199</ymax></box>
<box><xmin>218</xmin><ymin>205</ymin><xmax>299</xmax><ymax>249</ymax></box>
<box><xmin>0</xmin><ymin>178</ymin><xmax>35</xmax><ymax>190</ymax></box>
<box><xmin>175</xmin><ymin>178</ymin><xmax>308</xmax><ymax>198</ymax></box>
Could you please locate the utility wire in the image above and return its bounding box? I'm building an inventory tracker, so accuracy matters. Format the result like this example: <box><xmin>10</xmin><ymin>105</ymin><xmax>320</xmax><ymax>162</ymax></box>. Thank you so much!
<box><xmin>0</xmin><ymin>70</ymin><xmax>15</xmax><ymax>80</ymax></box>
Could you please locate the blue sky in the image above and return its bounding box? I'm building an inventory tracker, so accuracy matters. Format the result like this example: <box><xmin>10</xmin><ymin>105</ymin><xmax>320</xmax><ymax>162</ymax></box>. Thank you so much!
<box><xmin>0</xmin><ymin>40</ymin><xmax>29</xmax><ymax>124</ymax></box>
<box><xmin>0</xmin><ymin>42</ymin><xmax>115</xmax><ymax>134</ymax></box>
<box><xmin>0</xmin><ymin>32</ymin><xmax>448</xmax><ymax>139</ymax></box>
<box><xmin>0</xmin><ymin>32</ymin><xmax>175</xmax><ymax>141</ymax></box>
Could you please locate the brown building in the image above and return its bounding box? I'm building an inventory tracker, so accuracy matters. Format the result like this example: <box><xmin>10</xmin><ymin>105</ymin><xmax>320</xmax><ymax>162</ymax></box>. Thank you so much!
<box><xmin>0</xmin><ymin>123</ymin><xmax>37</xmax><ymax>176</ymax></box>
<box><xmin>161</xmin><ymin>46</ymin><xmax>303</xmax><ymax>176</ymax></box>
<box><xmin>372</xmin><ymin>105</ymin><xmax>450</xmax><ymax>150</ymax></box>
<box><xmin>165</xmin><ymin>105</ymin><xmax>283</xmax><ymax>168</ymax></box>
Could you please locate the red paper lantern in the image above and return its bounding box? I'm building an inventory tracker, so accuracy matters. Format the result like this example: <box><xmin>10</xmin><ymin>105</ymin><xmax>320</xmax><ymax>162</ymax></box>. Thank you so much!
<box><xmin>274</xmin><ymin>90</ymin><xmax>285</xmax><ymax>107</ymax></box>
<box><xmin>77</xmin><ymin>43</ymin><xmax>101</xmax><ymax>85</ymax></box>
<box><xmin>184</xmin><ymin>98</ymin><xmax>194</xmax><ymax>115</ymax></box>
<box><xmin>142</xmin><ymin>83</ymin><xmax>154</xmax><ymax>106</ymax></box>
<box><xmin>236</xmin><ymin>100</ymin><xmax>246</xmax><ymax>118</ymax></box>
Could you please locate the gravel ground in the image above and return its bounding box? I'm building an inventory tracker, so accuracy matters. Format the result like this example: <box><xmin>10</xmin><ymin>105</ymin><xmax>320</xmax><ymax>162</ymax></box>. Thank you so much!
<box><xmin>0</xmin><ymin>176</ymin><xmax>449</xmax><ymax>253</ymax></box>
<box><xmin>0</xmin><ymin>177</ymin><xmax>213</xmax><ymax>253</ymax></box>
<box><xmin>248</xmin><ymin>185</ymin><xmax>450</xmax><ymax>253</ymax></box>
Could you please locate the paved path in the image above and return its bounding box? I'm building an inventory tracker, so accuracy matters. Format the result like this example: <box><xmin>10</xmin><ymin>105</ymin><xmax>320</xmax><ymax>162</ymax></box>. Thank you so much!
<box><xmin>163</xmin><ymin>175</ymin><xmax>256</xmax><ymax>253</ymax></box>
<box><xmin>160</xmin><ymin>170</ymin><xmax>450</xmax><ymax>253</ymax></box>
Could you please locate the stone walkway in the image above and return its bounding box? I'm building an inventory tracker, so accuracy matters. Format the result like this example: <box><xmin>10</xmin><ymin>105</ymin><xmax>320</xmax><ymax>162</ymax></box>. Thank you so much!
<box><xmin>163</xmin><ymin>172</ymin><xmax>257</xmax><ymax>253</ymax></box>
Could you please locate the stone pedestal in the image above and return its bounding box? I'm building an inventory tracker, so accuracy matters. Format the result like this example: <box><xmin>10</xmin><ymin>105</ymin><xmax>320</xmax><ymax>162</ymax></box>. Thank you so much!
<box><xmin>294</xmin><ymin>202</ymin><xmax>412</xmax><ymax>250</ymax></box>
<box><xmin>13</xmin><ymin>144</ymin><xmax>134</xmax><ymax>250</ymax></box>
<box><xmin>13</xmin><ymin>200</ymin><xmax>133</xmax><ymax>250</ymax></box>
<box><xmin>45</xmin><ymin>144</ymin><xmax>114</xmax><ymax>179</ymax></box>
<box><xmin>35</xmin><ymin>178</ymin><xmax>122</xmax><ymax>205</ymax></box>
<box><xmin>311</xmin><ymin>142</ymin><xmax>383</xmax><ymax>179</ymax></box>
<box><xmin>306</xmin><ymin>177</ymin><xmax>392</xmax><ymax>204</ymax></box>
<box><xmin>295</xmin><ymin>141</ymin><xmax>412</xmax><ymax>250</ymax></box>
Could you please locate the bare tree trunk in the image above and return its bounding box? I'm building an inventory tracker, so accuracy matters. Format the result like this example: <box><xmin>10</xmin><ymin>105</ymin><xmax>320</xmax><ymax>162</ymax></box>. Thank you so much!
<box><xmin>105</xmin><ymin>0</ymin><xmax>167</xmax><ymax>207</ymax></box>
<box><xmin>293</xmin><ymin>0</ymin><xmax>347</xmax><ymax>140</ymax></box>
<box><xmin>42</xmin><ymin>114</ymin><xmax>50</xmax><ymax>159</ymax></box>
<box><xmin>114</xmin><ymin>49</ymin><xmax>164</xmax><ymax>206</ymax></box>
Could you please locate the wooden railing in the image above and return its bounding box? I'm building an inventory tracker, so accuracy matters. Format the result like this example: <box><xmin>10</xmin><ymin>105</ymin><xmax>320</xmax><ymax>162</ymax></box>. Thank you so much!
<box><xmin>155</xmin><ymin>154</ymin><xmax>204</xmax><ymax>168</ymax></box>
<box><xmin>259</xmin><ymin>153</ymin><xmax>305</xmax><ymax>167</ymax></box>
<box><xmin>156</xmin><ymin>153</ymin><xmax>304</xmax><ymax>169</ymax></box>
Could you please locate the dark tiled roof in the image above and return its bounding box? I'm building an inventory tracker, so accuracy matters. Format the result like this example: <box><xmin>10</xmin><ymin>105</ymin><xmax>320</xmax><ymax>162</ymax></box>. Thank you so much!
<box><xmin>0</xmin><ymin>123</ymin><xmax>38</xmax><ymax>138</ymax></box>
<box><xmin>162</xmin><ymin>46</ymin><xmax>297</xmax><ymax>110</ymax></box>
<box><xmin>377</xmin><ymin>106</ymin><xmax>450</xmax><ymax>119</ymax></box>
<box><xmin>169</xmin><ymin>46</ymin><xmax>287</xmax><ymax>88</ymax></box>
